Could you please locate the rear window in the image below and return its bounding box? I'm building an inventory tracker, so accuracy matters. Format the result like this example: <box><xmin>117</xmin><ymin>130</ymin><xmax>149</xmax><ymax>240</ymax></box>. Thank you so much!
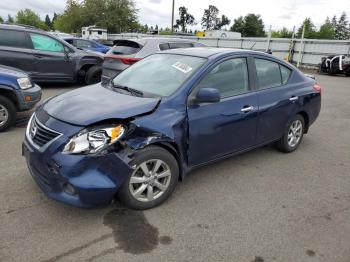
<box><xmin>110</xmin><ymin>40</ymin><xmax>142</xmax><ymax>55</ymax></box>
<box><xmin>0</xmin><ymin>29</ymin><xmax>30</xmax><ymax>48</ymax></box>
<box><xmin>280</xmin><ymin>65</ymin><xmax>292</xmax><ymax>84</ymax></box>
<box><xmin>159</xmin><ymin>43</ymin><xmax>170</xmax><ymax>51</ymax></box>
<box><xmin>255</xmin><ymin>59</ymin><xmax>282</xmax><ymax>89</ymax></box>
<box><xmin>169</xmin><ymin>42</ymin><xmax>194</xmax><ymax>49</ymax></box>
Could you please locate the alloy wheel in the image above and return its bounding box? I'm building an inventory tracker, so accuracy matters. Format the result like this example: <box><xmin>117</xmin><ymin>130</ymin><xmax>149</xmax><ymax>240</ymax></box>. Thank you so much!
<box><xmin>287</xmin><ymin>119</ymin><xmax>303</xmax><ymax>148</ymax></box>
<box><xmin>129</xmin><ymin>159</ymin><xmax>172</xmax><ymax>202</ymax></box>
<box><xmin>0</xmin><ymin>104</ymin><xmax>9</xmax><ymax>128</ymax></box>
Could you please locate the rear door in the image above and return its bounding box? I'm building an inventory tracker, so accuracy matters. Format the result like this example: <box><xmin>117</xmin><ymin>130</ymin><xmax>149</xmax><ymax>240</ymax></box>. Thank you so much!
<box><xmin>0</xmin><ymin>29</ymin><xmax>35</xmax><ymax>75</ymax></box>
<box><xmin>187</xmin><ymin>56</ymin><xmax>258</xmax><ymax>166</ymax></box>
<box><xmin>253</xmin><ymin>57</ymin><xmax>298</xmax><ymax>143</ymax></box>
<box><xmin>29</xmin><ymin>33</ymin><xmax>75</xmax><ymax>82</ymax></box>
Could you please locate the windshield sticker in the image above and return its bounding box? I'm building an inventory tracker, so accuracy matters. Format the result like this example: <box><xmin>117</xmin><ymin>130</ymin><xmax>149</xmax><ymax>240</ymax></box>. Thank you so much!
<box><xmin>172</xmin><ymin>62</ymin><xmax>193</xmax><ymax>74</ymax></box>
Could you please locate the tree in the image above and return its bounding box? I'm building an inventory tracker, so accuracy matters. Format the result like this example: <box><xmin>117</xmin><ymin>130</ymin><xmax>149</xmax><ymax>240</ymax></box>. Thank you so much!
<box><xmin>215</xmin><ymin>15</ymin><xmax>231</xmax><ymax>30</ymax></box>
<box><xmin>54</xmin><ymin>0</ymin><xmax>84</xmax><ymax>33</ymax></box>
<box><xmin>230</xmin><ymin>14</ymin><xmax>265</xmax><ymax>37</ymax></box>
<box><xmin>45</xmin><ymin>14</ymin><xmax>52</xmax><ymax>30</ymax></box>
<box><xmin>316</xmin><ymin>17</ymin><xmax>335</xmax><ymax>39</ymax></box>
<box><xmin>52</xmin><ymin>13</ymin><xmax>58</xmax><ymax>26</ymax></box>
<box><xmin>54</xmin><ymin>0</ymin><xmax>139</xmax><ymax>33</ymax></box>
<box><xmin>7</xmin><ymin>14</ymin><xmax>14</xmax><ymax>23</ymax></box>
<box><xmin>230</xmin><ymin>16</ymin><xmax>245</xmax><ymax>33</ymax></box>
<box><xmin>297</xmin><ymin>18</ymin><xmax>316</xmax><ymax>38</ymax></box>
<box><xmin>271</xmin><ymin>27</ymin><xmax>293</xmax><ymax>38</ymax></box>
<box><xmin>201</xmin><ymin>5</ymin><xmax>219</xmax><ymax>30</ymax></box>
<box><xmin>0</xmin><ymin>16</ymin><xmax>3</xmax><ymax>23</ymax></box>
<box><xmin>16</xmin><ymin>9</ymin><xmax>47</xmax><ymax>30</ymax></box>
<box><xmin>175</xmin><ymin>6</ymin><xmax>195</xmax><ymax>32</ymax></box>
<box><xmin>336</xmin><ymin>12</ymin><xmax>349</xmax><ymax>40</ymax></box>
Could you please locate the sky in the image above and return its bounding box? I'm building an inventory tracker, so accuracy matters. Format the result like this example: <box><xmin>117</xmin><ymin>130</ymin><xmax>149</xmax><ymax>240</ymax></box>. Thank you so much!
<box><xmin>0</xmin><ymin>0</ymin><xmax>349</xmax><ymax>31</ymax></box>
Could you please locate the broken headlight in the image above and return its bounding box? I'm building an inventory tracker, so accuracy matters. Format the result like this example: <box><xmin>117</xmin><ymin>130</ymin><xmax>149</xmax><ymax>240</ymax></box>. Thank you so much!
<box><xmin>63</xmin><ymin>125</ymin><xmax>125</xmax><ymax>155</ymax></box>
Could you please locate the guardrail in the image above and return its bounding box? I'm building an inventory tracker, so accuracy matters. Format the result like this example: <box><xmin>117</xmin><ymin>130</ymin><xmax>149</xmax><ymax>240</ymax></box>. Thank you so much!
<box><xmin>106</xmin><ymin>34</ymin><xmax>350</xmax><ymax>68</ymax></box>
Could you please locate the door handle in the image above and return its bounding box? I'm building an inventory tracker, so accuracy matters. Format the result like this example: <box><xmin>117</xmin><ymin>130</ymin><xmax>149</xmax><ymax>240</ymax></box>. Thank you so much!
<box><xmin>240</xmin><ymin>106</ymin><xmax>254</xmax><ymax>113</ymax></box>
<box><xmin>34</xmin><ymin>54</ymin><xmax>44</xmax><ymax>59</ymax></box>
<box><xmin>289</xmin><ymin>96</ymin><xmax>299</xmax><ymax>102</ymax></box>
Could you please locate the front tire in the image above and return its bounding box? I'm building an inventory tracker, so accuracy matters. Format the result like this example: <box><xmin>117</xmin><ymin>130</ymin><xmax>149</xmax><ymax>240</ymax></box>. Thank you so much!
<box><xmin>276</xmin><ymin>115</ymin><xmax>305</xmax><ymax>153</ymax></box>
<box><xmin>0</xmin><ymin>96</ymin><xmax>16</xmax><ymax>132</ymax></box>
<box><xmin>118</xmin><ymin>146</ymin><xmax>179</xmax><ymax>210</ymax></box>
<box><xmin>85</xmin><ymin>65</ymin><xmax>102</xmax><ymax>85</ymax></box>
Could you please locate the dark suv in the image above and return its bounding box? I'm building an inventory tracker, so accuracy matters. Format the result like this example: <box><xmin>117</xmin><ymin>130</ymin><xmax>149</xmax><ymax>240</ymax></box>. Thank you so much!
<box><xmin>0</xmin><ymin>24</ymin><xmax>103</xmax><ymax>85</ymax></box>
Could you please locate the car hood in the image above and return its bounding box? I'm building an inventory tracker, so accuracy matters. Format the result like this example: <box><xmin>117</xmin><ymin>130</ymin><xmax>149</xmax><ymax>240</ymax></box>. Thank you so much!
<box><xmin>43</xmin><ymin>84</ymin><xmax>160</xmax><ymax>126</ymax></box>
<box><xmin>0</xmin><ymin>65</ymin><xmax>27</xmax><ymax>78</ymax></box>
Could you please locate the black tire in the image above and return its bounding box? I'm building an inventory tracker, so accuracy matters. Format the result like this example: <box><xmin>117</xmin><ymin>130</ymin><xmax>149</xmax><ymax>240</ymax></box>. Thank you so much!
<box><xmin>85</xmin><ymin>65</ymin><xmax>102</xmax><ymax>85</ymax></box>
<box><xmin>118</xmin><ymin>146</ymin><xmax>179</xmax><ymax>210</ymax></box>
<box><xmin>345</xmin><ymin>67</ymin><xmax>350</xmax><ymax>77</ymax></box>
<box><xmin>0</xmin><ymin>95</ymin><xmax>16</xmax><ymax>132</ymax></box>
<box><xmin>276</xmin><ymin>114</ymin><xmax>305</xmax><ymax>153</ymax></box>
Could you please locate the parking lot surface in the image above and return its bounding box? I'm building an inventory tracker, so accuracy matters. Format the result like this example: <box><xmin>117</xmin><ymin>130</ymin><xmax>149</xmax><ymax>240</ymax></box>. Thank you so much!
<box><xmin>1</xmin><ymin>74</ymin><xmax>350</xmax><ymax>262</ymax></box>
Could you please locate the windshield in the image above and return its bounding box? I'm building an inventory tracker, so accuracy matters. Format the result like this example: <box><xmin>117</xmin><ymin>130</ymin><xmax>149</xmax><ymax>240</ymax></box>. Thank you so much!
<box><xmin>112</xmin><ymin>54</ymin><xmax>207</xmax><ymax>97</ymax></box>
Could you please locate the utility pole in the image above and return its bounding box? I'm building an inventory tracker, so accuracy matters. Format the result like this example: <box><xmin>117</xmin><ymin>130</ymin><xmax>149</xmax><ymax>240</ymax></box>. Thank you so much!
<box><xmin>297</xmin><ymin>23</ymin><xmax>306</xmax><ymax>68</ymax></box>
<box><xmin>171</xmin><ymin>0</ymin><xmax>175</xmax><ymax>33</ymax></box>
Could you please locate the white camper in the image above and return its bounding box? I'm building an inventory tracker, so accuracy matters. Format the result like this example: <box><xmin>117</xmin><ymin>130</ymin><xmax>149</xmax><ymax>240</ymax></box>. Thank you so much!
<box><xmin>82</xmin><ymin>26</ymin><xmax>107</xmax><ymax>41</ymax></box>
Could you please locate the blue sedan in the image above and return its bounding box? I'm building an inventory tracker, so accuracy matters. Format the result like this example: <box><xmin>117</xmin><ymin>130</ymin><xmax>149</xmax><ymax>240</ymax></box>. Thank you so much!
<box><xmin>23</xmin><ymin>48</ymin><xmax>321</xmax><ymax>209</ymax></box>
<box><xmin>63</xmin><ymin>37</ymin><xmax>110</xmax><ymax>54</ymax></box>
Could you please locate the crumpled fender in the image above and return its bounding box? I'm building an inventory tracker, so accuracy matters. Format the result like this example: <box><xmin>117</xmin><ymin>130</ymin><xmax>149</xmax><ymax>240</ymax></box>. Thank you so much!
<box><xmin>124</xmin><ymin>107</ymin><xmax>188</xmax><ymax>178</ymax></box>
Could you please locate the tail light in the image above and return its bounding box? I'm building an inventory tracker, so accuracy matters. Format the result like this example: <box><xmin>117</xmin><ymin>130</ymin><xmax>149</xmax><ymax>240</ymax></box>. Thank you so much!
<box><xmin>313</xmin><ymin>83</ymin><xmax>322</xmax><ymax>94</ymax></box>
<box><xmin>104</xmin><ymin>54</ymin><xmax>142</xmax><ymax>65</ymax></box>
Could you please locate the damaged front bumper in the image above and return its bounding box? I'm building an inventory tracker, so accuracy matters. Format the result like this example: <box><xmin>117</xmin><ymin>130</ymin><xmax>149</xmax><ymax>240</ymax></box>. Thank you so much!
<box><xmin>22</xmin><ymin>112</ymin><xmax>134</xmax><ymax>208</ymax></box>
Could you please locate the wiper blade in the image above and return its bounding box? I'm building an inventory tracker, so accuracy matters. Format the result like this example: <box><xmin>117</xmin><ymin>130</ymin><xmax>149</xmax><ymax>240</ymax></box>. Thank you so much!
<box><xmin>112</xmin><ymin>84</ymin><xmax>144</xmax><ymax>97</ymax></box>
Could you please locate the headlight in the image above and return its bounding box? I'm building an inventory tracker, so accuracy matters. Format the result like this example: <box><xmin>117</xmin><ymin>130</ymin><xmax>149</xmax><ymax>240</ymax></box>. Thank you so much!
<box><xmin>17</xmin><ymin>77</ymin><xmax>33</xmax><ymax>90</ymax></box>
<box><xmin>63</xmin><ymin>125</ymin><xmax>125</xmax><ymax>155</ymax></box>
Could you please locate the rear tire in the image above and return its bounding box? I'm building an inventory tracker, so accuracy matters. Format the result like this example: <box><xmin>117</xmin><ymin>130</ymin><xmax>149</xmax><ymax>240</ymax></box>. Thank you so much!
<box><xmin>0</xmin><ymin>95</ymin><xmax>16</xmax><ymax>132</ymax></box>
<box><xmin>276</xmin><ymin>114</ymin><xmax>305</xmax><ymax>153</ymax></box>
<box><xmin>85</xmin><ymin>65</ymin><xmax>102</xmax><ymax>85</ymax></box>
<box><xmin>118</xmin><ymin>146</ymin><xmax>179</xmax><ymax>210</ymax></box>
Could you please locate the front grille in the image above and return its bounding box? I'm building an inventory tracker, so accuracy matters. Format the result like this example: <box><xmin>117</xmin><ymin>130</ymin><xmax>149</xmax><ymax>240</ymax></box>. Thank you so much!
<box><xmin>28</xmin><ymin>116</ymin><xmax>61</xmax><ymax>147</ymax></box>
<box><xmin>28</xmin><ymin>161</ymin><xmax>51</xmax><ymax>191</ymax></box>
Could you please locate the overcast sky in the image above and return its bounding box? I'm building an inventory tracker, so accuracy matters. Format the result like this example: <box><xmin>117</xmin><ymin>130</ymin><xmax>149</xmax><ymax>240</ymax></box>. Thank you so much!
<box><xmin>0</xmin><ymin>0</ymin><xmax>349</xmax><ymax>31</ymax></box>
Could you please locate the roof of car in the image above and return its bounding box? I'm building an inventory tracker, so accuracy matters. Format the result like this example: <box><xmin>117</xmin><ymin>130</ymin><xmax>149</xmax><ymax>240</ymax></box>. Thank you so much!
<box><xmin>161</xmin><ymin>47</ymin><xmax>267</xmax><ymax>58</ymax></box>
<box><xmin>116</xmin><ymin>37</ymin><xmax>200</xmax><ymax>45</ymax></box>
<box><xmin>0</xmin><ymin>23</ymin><xmax>44</xmax><ymax>32</ymax></box>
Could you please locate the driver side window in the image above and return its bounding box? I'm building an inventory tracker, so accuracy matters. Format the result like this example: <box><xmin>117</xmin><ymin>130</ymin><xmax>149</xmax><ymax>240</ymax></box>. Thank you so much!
<box><xmin>30</xmin><ymin>33</ymin><xmax>64</xmax><ymax>52</ymax></box>
<box><xmin>197</xmin><ymin>58</ymin><xmax>249</xmax><ymax>98</ymax></box>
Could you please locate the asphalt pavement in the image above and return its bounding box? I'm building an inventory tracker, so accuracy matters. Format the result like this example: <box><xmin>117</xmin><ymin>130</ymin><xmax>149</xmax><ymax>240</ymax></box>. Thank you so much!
<box><xmin>1</xmin><ymin>74</ymin><xmax>350</xmax><ymax>262</ymax></box>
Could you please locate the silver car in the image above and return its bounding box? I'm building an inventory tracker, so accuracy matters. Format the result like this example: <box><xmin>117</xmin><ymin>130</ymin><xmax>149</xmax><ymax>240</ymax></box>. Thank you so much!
<box><xmin>101</xmin><ymin>37</ymin><xmax>205</xmax><ymax>84</ymax></box>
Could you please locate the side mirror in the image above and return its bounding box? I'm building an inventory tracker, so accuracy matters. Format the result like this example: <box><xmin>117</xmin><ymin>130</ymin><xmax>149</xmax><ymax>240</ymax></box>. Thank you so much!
<box><xmin>64</xmin><ymin>46</ymin><xmax>71</xmax><ymax>61</ymax></box>
<box><xmin>192</xmin><ymin>88</ymin><xmax>220</xmax><ymax>104</ymax></box>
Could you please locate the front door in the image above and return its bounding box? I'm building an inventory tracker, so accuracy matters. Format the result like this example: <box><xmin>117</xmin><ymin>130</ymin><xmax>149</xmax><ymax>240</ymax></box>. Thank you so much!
<box><xmin>29</xmin><ymin>33</ymin><xmax>75</xmax><ymax>82</ymax></box>
<box><xmin>187</xmin><ymin>57</ymin><xmax>258</xmax><ymax>166</ymax></box>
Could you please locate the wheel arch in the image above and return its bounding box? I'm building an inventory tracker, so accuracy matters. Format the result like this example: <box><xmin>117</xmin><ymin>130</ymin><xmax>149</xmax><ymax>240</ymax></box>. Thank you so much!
<box><xmin>297</xmin><ymin>111</ymin><xmax>309</xmax><ymax>133</ymax></box>
<box><xmin>151</xmin><ymin>141</ymin><xmax>184</xmax><ymax>181</ymax></box>
<box><xmin>0</xmin><ymin>87</ymin><xmax>18</xmax><ymax>109</ymax></box>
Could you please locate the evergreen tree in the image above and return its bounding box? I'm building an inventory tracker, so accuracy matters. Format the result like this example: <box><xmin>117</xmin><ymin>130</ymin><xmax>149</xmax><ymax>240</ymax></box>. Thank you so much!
<box><xmin>45</xmin><ymin>14</ymin><xmax>52</xmax><ymax>29</ymax></box>
<box><xmin>336</xmin><ymin>12</ymin><xmax>349</xmax><ymax>39</ymax></box>
<box><xmin>317</xmin><ymin>17</ymin><xmax>335</xmax><ymax>39</ymax></box>
<box><xmin>7</xmin><ymin>14</ymin><xmax>14</xmax><ymax>23</ymax></box>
